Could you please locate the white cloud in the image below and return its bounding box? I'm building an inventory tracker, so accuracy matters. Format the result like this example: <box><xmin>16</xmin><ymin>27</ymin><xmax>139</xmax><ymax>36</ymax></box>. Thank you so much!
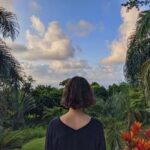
<box><xmin>101</xmin><ymin>7</ymin><xmax>139</xmax><ymax>64</ymax></box>
<box><xmin>20</xmin><ymin>60</ymin><xmax>90</xmax><ymax>86</ymax></box>
<box><xmin>11</xmin><ymin>18</ymin><xmax>76</xmax><ymax>61</ymax></box>
<box><xmin>20</xmin><ymin>61</ymin><xmax>124</xmax><ymax>87</ymax></box>
<box><xmin>67</xmin><ymin>20</ymin><xmax>94</xmax><ymax>37</ymax></box>
<box><xmin>26</xmin><ymin>20</ymin><xmax>75</xmax><ymax>60</ymax></box>
<box><xmin>31</xmin><ymin>15</ymin><xmax>45</xmax><ymax>35</ymax></box>
<box><xmin>49</xmin><ymin>59</ymin><xmax>90</xmax><ymax>72</ymax></box>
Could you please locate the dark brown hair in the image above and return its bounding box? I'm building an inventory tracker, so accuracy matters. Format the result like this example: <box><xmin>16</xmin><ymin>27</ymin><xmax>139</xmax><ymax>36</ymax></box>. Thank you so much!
<box><xmin>60</xmin><ymin>76</ymin><xmax>96</xmax><ymax>109</ymax></box>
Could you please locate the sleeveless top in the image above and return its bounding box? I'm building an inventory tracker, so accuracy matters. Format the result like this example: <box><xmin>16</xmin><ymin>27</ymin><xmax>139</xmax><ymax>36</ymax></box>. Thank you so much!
<box><xmin>45</xmin><ymin>116</ymin><xmax>106</xmax><ymax>150</ymax></box>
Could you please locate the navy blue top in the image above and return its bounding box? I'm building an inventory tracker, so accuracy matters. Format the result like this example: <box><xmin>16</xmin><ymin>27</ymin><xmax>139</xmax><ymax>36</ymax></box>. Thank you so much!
<box><xmin>45</xmin><ymin>116</ymin><xmax>106</xmax><ymax>150</ymax></box>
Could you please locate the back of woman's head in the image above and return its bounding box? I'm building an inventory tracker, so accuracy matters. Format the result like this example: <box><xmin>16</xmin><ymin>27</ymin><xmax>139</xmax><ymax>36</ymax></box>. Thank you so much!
<box><xmin>60</xmin><ymin>76</ymin><xmax>96</xmax><ymax>109</ymax></box>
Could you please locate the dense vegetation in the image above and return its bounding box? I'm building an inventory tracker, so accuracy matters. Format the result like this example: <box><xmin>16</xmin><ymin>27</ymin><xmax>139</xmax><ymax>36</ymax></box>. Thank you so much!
<box><xmin>0</xmin><ymin>2</ymin><xmax>150</xmax><ymax>150</ymax></box>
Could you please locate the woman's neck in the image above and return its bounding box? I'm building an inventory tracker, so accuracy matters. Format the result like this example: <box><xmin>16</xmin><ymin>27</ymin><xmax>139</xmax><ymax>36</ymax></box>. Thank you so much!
<box><xmin>68</xmin><ymin>107</ymin><xmax>85</xmax><ymax>116</ymax></box>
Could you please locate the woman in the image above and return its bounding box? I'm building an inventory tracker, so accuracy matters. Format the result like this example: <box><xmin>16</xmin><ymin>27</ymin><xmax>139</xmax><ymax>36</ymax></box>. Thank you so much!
<box><xmin>45</xmin><ymin>76</ymin><xmax>106</xmax><ymax>150</ymax></box>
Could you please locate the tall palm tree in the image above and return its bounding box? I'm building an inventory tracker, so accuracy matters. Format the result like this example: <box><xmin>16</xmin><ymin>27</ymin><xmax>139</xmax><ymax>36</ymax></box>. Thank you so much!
<box><xmin>0</xmin><ymin>7</ymin><xmax>22</xmax><ymax>86</ymax></box>
<box><xmin>124</xmin><ymin>10</ymin><xmax>150</xmax><ymax>106</ymax></box>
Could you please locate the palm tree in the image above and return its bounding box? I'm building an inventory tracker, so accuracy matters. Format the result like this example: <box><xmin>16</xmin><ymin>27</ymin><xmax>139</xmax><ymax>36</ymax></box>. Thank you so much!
<box><xmin>124</xmin><ymin>10</ymin><xmax>150</xmax><ymax>106</ymax></box>
<box><xmin>106</xmin><ymin>118</ymin><xmax>123</xmax><ymax>150</ymax></box>
<box><xmin>10</xmin><ymin>89</ymin><xmax>35</xmax><ymax>129</ymax></box>
<box><xmin>0</xmin><ymin>7</ymin><xmax>22</xmax><ymax>87</ymax></box>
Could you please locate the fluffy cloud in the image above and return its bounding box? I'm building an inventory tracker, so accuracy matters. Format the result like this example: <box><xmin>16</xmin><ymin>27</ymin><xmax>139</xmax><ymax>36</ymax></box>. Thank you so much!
<box><xmin>25</xmin><ymin>25</ymin><xmax>75</xmax><ymax>60</ymax></box>
<box><xmin>31</xmin><ymin>15</ymin><xmax>45</xmax><ymax>35</ymax></box>
<box><xmin>101</xmin><ymin>7</ymin><xmax>139</xmax><ymax>64</ymax></box>
<box><xmin>11</xmin><ymin>17</ymin><xmax>76</xmax><ymax>60</ymax></box>
<box><xmin>20</xmin><ymin>60</ymin><xmax>90</xmax><ymax>86</ymax></box>
<box><xmin>67</xmin><ymin>20</ymin><xmax>94</xmax><ymax>37</ymax></box>
<box><xmin>49</xmin><ymin>59</ymin><xmax>90</xmax><ymax>72</ymax></box>
<box><xmin>20</xmin><ymin>61</ymin><xmax>124</xmax><ymax>87</ymax></box>
<box><xmin>9</xmin><ymin>16</ymin><xmax>91</xmax><ymax>84</ymax></box>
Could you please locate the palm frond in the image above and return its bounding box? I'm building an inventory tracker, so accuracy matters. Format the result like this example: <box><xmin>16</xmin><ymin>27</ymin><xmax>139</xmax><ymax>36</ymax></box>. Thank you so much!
<box><xmin>124</xmin><ymin>10</ymin><xmax>150</xmax><ymax>84</ymax></box>
<box><xmin>136</xmin><ymin>10</ymin><xmax>150</xmax><ymax>39</ymax></box>
<box><xmin>0</xmin><ymin>128</ymin><xmax>23</xmax><ymax>149</ymax></box>
<box><xmin>0</xmin><ymin>7</ymin><xmax>19</xmax><ymax>40</ymax></box>
<box><xmin>107</xmin><ymin>119</ymin><xmax>123</xmax><ymax>150</ymax></box>
<box><xmin>0</xmin><ymin>40</ymin><xmax>22</xmax><ymax>85</ymax></box>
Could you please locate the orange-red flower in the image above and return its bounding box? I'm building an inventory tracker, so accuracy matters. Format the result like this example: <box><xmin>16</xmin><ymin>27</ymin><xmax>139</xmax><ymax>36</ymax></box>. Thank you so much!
<box><xmin>144</xmin><ymin>141</ymin><xmax>150</xmax><ymax>150</ymax></box>
<box><xmin>131</xmin><ymin>121</ymin><xmax>142</xmax><ymax>136</ymax></box>
<box><xmin>122</xmin><ymin>131</ymin><xmax>133</xmax><ymax>142</ymax></box>
<box><xmin>145</xmin><ymin>128</ymin><xmax>150</xmax><ymax>139</ymax></box>
<box><xmin>122</xmin><ymin>121</ymin><xmax>150</xmax><ymax>150</ymax></box>
<box><xmin>135</xmin><ymin>138</ymin><xmax>146</xmax><ymax>150</ymax></box>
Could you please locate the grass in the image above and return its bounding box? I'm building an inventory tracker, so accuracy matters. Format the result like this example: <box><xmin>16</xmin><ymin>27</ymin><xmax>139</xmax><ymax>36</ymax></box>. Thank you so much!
<box><xmin>21</xmin><ymin>137</ymin><xmax>45</xmax><ymax>150</ymax></box>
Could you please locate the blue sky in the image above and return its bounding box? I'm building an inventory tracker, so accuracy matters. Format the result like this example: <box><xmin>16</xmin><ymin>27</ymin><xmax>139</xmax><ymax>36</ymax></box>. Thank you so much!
<box><xmin>1</xmin><ymin>0</ymin><xmax>139</xmax><ymax>87</ymax></box>
<box><xmin>14</xmin><ymin>0</ymin><xmax>122</xmax><ymax>65</ymax></box>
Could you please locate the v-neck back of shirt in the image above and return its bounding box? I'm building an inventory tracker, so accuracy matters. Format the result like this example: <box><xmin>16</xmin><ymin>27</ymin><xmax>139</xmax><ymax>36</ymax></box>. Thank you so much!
<box><xmin>45</xmin><ymin>116</ymin><xmax>107</xmax><ymax>150</ymax></box>
<box><xmin>58</xmin><ymin>116</ymin><xmax>93</xmax><ymax>132</ymax></box>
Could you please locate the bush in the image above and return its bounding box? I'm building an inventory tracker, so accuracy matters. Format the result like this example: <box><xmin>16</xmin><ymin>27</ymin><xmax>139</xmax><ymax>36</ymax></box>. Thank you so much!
<box><xmin>21</xmin><ymin>137</ymin><xmax>45</xmax><ymax>150</ymax></box>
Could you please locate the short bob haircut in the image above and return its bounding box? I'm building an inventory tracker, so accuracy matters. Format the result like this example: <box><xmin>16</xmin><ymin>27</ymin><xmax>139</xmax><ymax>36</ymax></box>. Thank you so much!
<box><xmin>60</xmin><ymin>76</ymin><xmax>96</xmax><ymax>109</ymax></box>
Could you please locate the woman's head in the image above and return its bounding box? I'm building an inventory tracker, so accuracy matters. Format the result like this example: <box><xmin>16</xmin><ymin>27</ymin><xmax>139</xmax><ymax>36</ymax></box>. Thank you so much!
<box><xmin>60</xmin><ymin>76</ymin><xmax>96</xmax><ymax>109</ymax></box>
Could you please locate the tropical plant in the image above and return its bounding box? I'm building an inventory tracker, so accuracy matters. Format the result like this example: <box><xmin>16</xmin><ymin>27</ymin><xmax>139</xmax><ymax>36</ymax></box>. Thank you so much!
<box><xmin>9</xmin><ymin>89</ymin><xmax>35</xmax><ymax>129</ymax></box>
<box><xmin>122</xmin><ymin>121</ymin><xmax>150</xmax><ymax>150</ymax></box>
<box><xmin>0</xmin><ymin>128</ymin><xmax>23</xmax><ymax>150</ymax></box>
<box><xmin>0</xmin><ymin>126</ymin><xmax>46</xmax><ymax>150</ymax></box>
<box><xmin>0</xmin><ymin>7</ymin><xmax>22</xmax><ymax>86</ymax></box>
<box><xmin>43</xmin><ymin>106</ymin><xmax>67</xmax><ymax>119</ymax></box>
<box><xmin>124</xmin><ymin>10</ymin><xmax>150</xmax><ymax>106</ymax></box>
<box><xmin>106</xmin><ymin>118</ymin><xmax>124</xmax><ymax>150</ymax></box>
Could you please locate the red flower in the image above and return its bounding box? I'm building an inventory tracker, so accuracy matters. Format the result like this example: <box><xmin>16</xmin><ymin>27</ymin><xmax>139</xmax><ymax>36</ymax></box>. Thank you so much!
<box><xmin>131</xmin><ymin>122</ymin><xmax>142</xmax><ymax>136</ymax></box>
<box><xmin>122</xmin><ymin>121</ymin><xmax>150</xmax><ymax>150</ymax></box>
<box><xmin>122</xmin><ymin>131</ymin><xmax>133</xmax><ymax>142</ymax></box>
<box><xmin>135</xmin><ymin>138</ymin><xmax>146</xmax><ymax>150</ymax></box>
<box><xmin>145</xmin><ymin>128</ymin><xmax>150</xmax><ymax>139</ymax></box>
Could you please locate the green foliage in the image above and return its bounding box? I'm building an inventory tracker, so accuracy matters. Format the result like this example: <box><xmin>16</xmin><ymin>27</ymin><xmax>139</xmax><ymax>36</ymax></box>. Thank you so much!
<box><xmin>9</xmin><ymin>89</ymin><xmax>35</xmax><ymax>129</ymax></box>
<box><xmin>108</xmin><ymin>84</ymin><xmax>120</xmax><ymax>96</ymax></box>
<box><xmin>0</xmin><ymin>40</ymin><xmax>22</xmax><ymax>87</ymax></box>
<box><xmin>124</xmin><ymin>10</ymin><xmax>150</xmax><ymax>83</ymax></box>
<box><xmin>106</xmin><ymin>119</ymin><xmax>124</xmax><ymax>150</ymax></box>
<box><xmin>0</xmin><ymin>126</ymin><xmax>46</xmax><ymax>150</ymax></box>
<box><xmin>124</xmin><ymin>10</ymin><xmax>150</xmax><ymax>106</ymax></box>
<box><xmin>31</xmin><ymin>85</ymin><xmax>63</xmax><ymax>118</ymax></box>
<box><xmin>21</xmin><ymin>137</ymin><xmax>45</xmax><ymax>150</ymax></box>
<box><xmin>91</xmin><ymin>82</ymin><xmax>108</xmax><ymax>100</ymax></box>
<box><xmin>0</xmin><ymin>7</ymin><xmax>19</xmax><ymax>40</ymax></box>
<box><xmin>0</xmin><ymin>128</ymin><xmax>24</xmax><ymax>149</ymax></box>
<box><xmin>0</xmin><ymin>7</ymin><xmax>22</xmax><ymax>87</ymax></box>
<box><xmin>85</xmin><ymin>99</ymin><xmax>106</xmax><ymax>117</ymax></box>
<box><xmin>43</xmin><ymin>106</ymin><xmax>67</xmax><ymax>119</ymax></box>
<box><xmin>91</xmin><ymin>82</ymin><xmax>100</xmax><ymax>88</ymax></box>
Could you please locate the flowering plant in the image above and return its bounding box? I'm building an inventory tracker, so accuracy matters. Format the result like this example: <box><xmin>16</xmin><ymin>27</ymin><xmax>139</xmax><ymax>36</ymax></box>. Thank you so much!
<box><xmin>122</xmin><ymin>121</ymin><xmax>150</xmax><ymax>150</ymax></box>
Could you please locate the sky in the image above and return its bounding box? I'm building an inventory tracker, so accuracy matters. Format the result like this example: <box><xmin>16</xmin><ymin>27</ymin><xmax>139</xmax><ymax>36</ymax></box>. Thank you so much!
<box><xmin>0</xmin><ymin>0</ymin><xmax>139</xmax><ymax>87</ymax></box>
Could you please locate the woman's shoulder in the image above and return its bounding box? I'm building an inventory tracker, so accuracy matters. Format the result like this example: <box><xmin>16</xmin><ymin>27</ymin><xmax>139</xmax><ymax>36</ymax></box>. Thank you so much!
<box><xmin>47</xmin><ymin>116</ymin><xmax>59</xmax><ymax>128</ymax></box>
<box><xmin>92</xmin><ymin>117</ymin><xmax>104</xmax><ymax>128</ymax></box>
